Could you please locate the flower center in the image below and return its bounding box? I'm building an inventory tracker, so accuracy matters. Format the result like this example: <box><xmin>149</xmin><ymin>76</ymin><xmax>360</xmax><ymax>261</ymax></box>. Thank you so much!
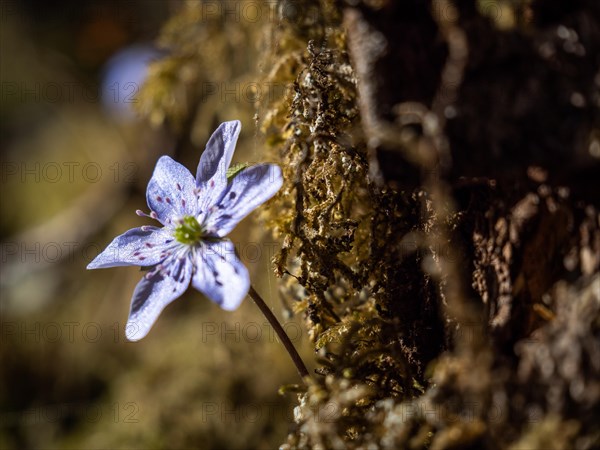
<box><xmin>173</xmin><ymin>216</ymin><xmax>204</xmax><ymax>245</ymax></box>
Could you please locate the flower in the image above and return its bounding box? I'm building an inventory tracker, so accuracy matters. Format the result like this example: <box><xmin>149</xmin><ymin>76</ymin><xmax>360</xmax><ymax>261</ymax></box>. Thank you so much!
<box><xmin>87</xmin><ymin>120</ymin><xmax>283</xmax><ymax>341</ymax></box>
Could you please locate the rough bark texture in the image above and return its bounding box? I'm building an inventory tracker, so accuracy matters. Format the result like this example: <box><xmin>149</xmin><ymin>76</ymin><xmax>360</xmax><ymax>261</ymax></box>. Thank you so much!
<box><xmin>258</xmin><ymin>1</ymin><xmax>600</xmax><ymax>448</ymax></box>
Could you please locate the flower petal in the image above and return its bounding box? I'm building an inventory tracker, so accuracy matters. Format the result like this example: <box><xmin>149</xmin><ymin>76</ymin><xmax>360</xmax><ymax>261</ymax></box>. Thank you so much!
<box><xmin>191</xmin><ymin>240</ymin><xmax>249</xmax><ymax>310</ymax></box>
<box><xmin>126</xmin><ymin>254</ymin><xmax>192</xmax><ymax>341</ymax></box>
<box><xmin>196</xmin><ymin>120</ymin><xmax>241</xmax><ymax>214</ymax></box>
<box><xmin>146</xmin><ymin>156</ymin><xmax>197</xmax><ymax>225</ymax></box>
<box><xmin>205</xmin><ymin>164</ymin><xmax>283</xmax><ymax>237</ymax></box>
<box><xmin>87</xmin><ymin>227</ymin><xmax>176</xmax><ymax>269</ymax></box>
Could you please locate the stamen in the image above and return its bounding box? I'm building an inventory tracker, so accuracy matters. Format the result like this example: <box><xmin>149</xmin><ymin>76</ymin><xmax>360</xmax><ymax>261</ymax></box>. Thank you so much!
<box><xmin>137</xmin><ymin>210</ymin><xmax>158</xmax><ymax>220</ymax></box>
<box><xmin>173</xmin><ymin>216</ymin><xmax>205</xmax><ymax>245</ymax></box>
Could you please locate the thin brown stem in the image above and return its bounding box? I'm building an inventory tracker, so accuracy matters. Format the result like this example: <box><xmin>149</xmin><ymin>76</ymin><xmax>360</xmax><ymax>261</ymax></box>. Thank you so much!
<box><xmin>248</xmin><ymin>285</ymin><xmax>310</xmax><ymax>381</ymax></box>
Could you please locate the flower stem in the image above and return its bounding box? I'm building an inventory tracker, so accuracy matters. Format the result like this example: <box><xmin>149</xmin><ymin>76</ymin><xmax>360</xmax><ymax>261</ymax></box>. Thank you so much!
<box><xmin>248</xmin><ymin>285</ymin><xmax>310</xmax><ymax>381</ymax></box>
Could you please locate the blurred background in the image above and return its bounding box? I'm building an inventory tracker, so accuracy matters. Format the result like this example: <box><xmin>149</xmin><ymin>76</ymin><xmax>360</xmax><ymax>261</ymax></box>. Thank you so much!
<box><xmin>0</xmin><ymin>1</ymin><xmax>306</xmax><ymax>448</ymax></box>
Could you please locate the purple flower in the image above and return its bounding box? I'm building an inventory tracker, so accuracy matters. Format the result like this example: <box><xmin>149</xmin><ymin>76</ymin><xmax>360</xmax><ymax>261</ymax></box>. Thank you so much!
<box><xmin>87</xmin><ymin>121</ymin><xmax>282</xmax><ymax>341</ymax></box>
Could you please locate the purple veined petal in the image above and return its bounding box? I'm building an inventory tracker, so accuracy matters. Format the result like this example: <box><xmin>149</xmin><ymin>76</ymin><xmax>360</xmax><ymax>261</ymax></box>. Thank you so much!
<box><xmin>205</xmin><ymin>164</ymin><xmax>283</xmax><ymax>237</ymax></box>
<box><xmin>196</xmin><ymin>120</ymin><xmax>241</xmax><ymax>184</ymax></box>
<box><xmin>146</xmin><ymin>156</ymin><xmax>198</xmax><ymax>226</ymax></box>
<box><xmin>196</xmin><ymin>120</ymin><xmax>241</xmax><ymax>214</ymax></box>
<box><xmin>87</xmin><ymin>227</ymin><xmax>177</xmax><ymax>269</ymax></box>
<box><xmin>126</xmin><ymin>253</ymin><xmax>192</xmax><ymax>341</ymax></box>
<box><xmin>191</xmin><ymin>240</ymin><xmax>250</xmax><ymax>310</ymax></box>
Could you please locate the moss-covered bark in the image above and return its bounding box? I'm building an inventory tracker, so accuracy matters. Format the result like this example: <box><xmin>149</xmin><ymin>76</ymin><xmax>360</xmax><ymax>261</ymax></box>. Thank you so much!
<box><xmin>136</xmin><ymin>1</ymin><xmax>600</xmax><ymax>448</ymax></box>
